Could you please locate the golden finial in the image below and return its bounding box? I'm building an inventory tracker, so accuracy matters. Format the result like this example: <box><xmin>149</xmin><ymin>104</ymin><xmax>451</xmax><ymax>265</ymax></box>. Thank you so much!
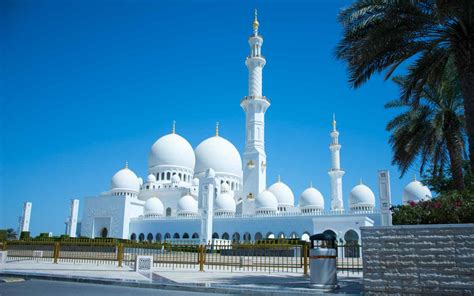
<box><xmin>332</xmin><ymin>113</ymin><xmax>337</xmax><ymax>131</ymax></box>
<box><xmin>125</xmin><ymin>161</ymin><xmax>128</xmax><ymax>169</ymax></box>
<box><xmin>215</xmin><ymin>122</ymin><xmax>219</xmax><ymax>137</ymax></box>
<box><xmin>253</xmin><ymin>9</ymin><xmax>259</xmax><ymax>32</ymax></box>
<box><xmin>172</xmin><ymin>120</ymin><xmax>176</xmax><ymax>134</ymax></box>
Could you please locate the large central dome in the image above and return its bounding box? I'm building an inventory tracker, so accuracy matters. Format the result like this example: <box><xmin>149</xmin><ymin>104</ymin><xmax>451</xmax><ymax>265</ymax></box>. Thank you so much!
<box><xmin>148</xmin><ymin>133</ymin><xmax>195</xmax><ymax>170</ymax></box>
<box><xmin>194</xmin><ymin>136</ymin><xmax>242</xmax><ymax>176</ymax></box>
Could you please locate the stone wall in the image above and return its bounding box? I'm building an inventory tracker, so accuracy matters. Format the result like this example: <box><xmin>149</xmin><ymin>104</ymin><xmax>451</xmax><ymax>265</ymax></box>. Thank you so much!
<box><xmin>361</xmin><ymin>224</ymin><xmax>474</xmax><ymax>295</ymax></box>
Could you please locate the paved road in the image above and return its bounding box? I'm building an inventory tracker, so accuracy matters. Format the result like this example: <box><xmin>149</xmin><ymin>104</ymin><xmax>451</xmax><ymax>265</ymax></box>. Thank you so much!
<box><xmin>0</xmin><ymin>279</ymin><xmax>231</xmax><ymax>296</ymax></box>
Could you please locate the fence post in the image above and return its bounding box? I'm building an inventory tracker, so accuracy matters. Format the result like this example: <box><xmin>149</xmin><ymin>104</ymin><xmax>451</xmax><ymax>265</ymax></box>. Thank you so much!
<box><xmin>53</xmin><ymin>242</ymin><xmax>60</xmax><ymax>264</ymax></box>
<box><xmin>2</xmin><ymin>241</ymin><xmax>6</xmax><ymax>251</ymax></box>
<box><xmin>198</xmin><ymin>245</ymin><xmax>205</xmax><ymax>272</ymax></box>
<box><xmin>303</xmin><ymin>244</ymin><xmax>308</xmax><ymax>276</ymax></box>
<box><xmin>117</xmin><ymin>243</ymin><xmax>124</xmax><ymax>268</ymax></box>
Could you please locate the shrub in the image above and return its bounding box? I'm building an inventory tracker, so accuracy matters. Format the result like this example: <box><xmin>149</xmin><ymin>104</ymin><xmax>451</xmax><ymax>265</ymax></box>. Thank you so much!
<box><xmin>19</xmin><ymin>231</ymin><xmax>30</xmax><ymax>240</ymax></box>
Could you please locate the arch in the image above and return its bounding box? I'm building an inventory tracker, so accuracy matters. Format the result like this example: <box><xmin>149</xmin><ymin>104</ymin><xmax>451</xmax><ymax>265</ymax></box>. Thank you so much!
<box><xmin>183</xmin><ymin>233</ymin><xmax>189</xmax><ymax>239</ymax></box>
<box><xmin>130</xmin><ymin>233</ymin><xmax>137</xmax><ymax>241</ymax></box>
<box><xmin>278</xmin><ymin>232</ymin><xmax>285</xmax><ymax>239</ymax></box>
<box><xmin>301</xmin><ymin>232</ymin><xmax>311</xmax><ymax>242</ymax></box>
<box><xmin>254</xmin><ymin>232</ymin><xmax>263</xmax><ymax>241</ymax></box>
<box><xmin>222</xmin><ymin>232</ymin><xmax>230</xmax><ymax>240</ymax></box>
<box><xmin>232</xmin><ymin>232</ymin><xmax>240</xmax><ymax>242</ymax></box>
<box><xmin>166</xmin><ymin>207</ymin><xmax>172</xmax><ymax>217</ymax></box>
<box><xmin>161</xmin><ymin>172</ymin><xmax>165</xmax><ymax>180</ymax></box>
<box><xmin>344</xmin><ymin>229</ymin><xmax>360</xmax><ymax>258</ymax></box>
<box><xmin>266</xmin><ymin>232</ymin><xmax>275</xmax><ymax>239</ymax></box>
<box><xmin>100</xmin><ymin>227</ymin><xmax>108</xmax><ymax>238</ymax></box>
<box><xmin>138</xmin><ymin>233</ymin><xmax>145</xmax><ymax>242</ymax></box>
<box><xmin>192</xmin><ymin>233</ymin><xmax>199</xmax><ymax>239</ymax></box>
<box><xmin>212</xmin><ymin>232</ymin><xmax>219</xmax><ymax>239</ymax></box>
<box><xmin>166</xmin><ymin>172</ymin><xmax>171</xmax><ymax>180</ymax></box>
<box><xmin>243</xmin><ymin>232</ymin><xmax>251</xmax><ymax>242</ymax></box>
<box><xmin>289</xmin><ymin>232</ymin><xmax>299</xmax><ymax>239</ymax></box>
<box><xmin>164</xmin><ymin>233</ymin><xmax>171</xmax><ymax>240</ymax></box>
<box><xmin>323</xmin><ymin>229</ymin><xmax>337</xmax><ymax>240</ymax></box>
<box><xmin>155</xmin><ymin>233</ymin><xmax>162</xmax><ymax>242</ymax></box>
<box><xmin>147</xmin><ymin>233</ymin><xmax>153</xmax><ymax>242</ymax></box>
<box><xmin>173</xmin><ymin>233</ymin><xmax>180</xmax><ymax>239</ymax></box>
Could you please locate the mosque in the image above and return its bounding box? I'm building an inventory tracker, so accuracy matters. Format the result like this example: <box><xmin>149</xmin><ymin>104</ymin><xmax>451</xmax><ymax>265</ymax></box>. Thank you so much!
<box><xmin>74</xmin><ymin>11</ymin><xmax>433</xmax><ymax>246</ymax></box>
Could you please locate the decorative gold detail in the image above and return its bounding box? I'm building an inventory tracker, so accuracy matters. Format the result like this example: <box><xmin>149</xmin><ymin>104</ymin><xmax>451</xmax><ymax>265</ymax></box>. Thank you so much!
<box><xmin>247</xmin><ymin>192</ymin><xmax>254</xmax><ymax>199</ymax></box>
<box><xmin>172</xmin><ymin>120</ymin><xmax>176</xmax><ymax>134</ymax></box>
<box><xmin>261</xmin><ymin>161</ymin><xmax>266</xmax><ymax>172</ymax></box>
<box><xmin>247</xmin><ymin>160</ymin><xmax>255</xmax><ymax>169</ymax></box>
<box><xmin>253</xmin><ymin>9</ymin><xmax>259</xmax><ymax>31</ymax></box>
<box><xmin>125</xmin><ymin>161</ymin><xmax>128</xmax><ymax>169</ymax></box>
<box><xmin>215</xmin><ymin>122</ymin><xmax>219</xmax><ymax>137</ymax></box>
<box><xmin>332</xmin><ymin>113</ymin><xmax>337</xmax><ymax>130</ymax></box>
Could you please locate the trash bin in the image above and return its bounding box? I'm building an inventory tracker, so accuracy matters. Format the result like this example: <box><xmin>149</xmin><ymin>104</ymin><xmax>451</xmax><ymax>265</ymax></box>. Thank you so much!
<box><xmin>309</xmin><ymin>233</ymin><xmax>337</xmax><ymax>289</ymax></box>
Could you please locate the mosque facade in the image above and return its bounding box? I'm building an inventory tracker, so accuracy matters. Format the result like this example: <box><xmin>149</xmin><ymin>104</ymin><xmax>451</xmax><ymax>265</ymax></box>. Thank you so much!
<box><xmin>78</xmin><ymin>11</ymin><xmax>433</xmax><ymax>245</ymax></box>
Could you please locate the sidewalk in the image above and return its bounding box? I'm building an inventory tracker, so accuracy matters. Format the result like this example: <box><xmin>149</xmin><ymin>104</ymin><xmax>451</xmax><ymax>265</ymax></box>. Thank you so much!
<box><xmin>0</xmin><ymin>260</ymin><xmax>362</xmax><ymax>295</ymax></box>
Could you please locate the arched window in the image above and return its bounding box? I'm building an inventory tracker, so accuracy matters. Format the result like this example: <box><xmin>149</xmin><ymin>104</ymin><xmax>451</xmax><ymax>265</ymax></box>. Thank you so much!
<box><xmin>289</xmin><ymin>232</ymin><xmax>299</xmax><ymax>239</ymax></box>
<box><xmin>165</xmin><ymin>233</ymin><xmax>171</xmax><ymax>240</ymax></box>
<box><xmin>100</xmin><ymin>227</ymin><xmax>108</xmax><ymax>238</ymax></box>
<box><xmin>266</xmin><ymin>232</ymin><xmax>275</xmax><ymax>239</ymax></box>
<box><xmin>243</xmin><ymin>232</ymin><xmax>251</xmax><ymax>242</ymax></box>
<box><xmin>344</xmin><ymin>230</ymin><xmax>360</xmax><ymax>258</ymax></box>
<box><xmin>232</xmin><ymin>232</ymin><xmax>240</xmax><ymax>242</ymax></box>
<box><xmin>278</xmin><ymin>232</ymin><xmax>285</xmax><ymax>239</ymax></box>
<box><xmin>166</xmin><ymin>208</ymin><xmax>172</xmax><ymax>216</ymax></box>
<box><xmin>323</xmin><ymin>229</ymin><xmax>337</xmax><ymax>241</ymax></box>
<box><xmin>138</xmin><ymin>233</ymin><xmax>145</xmax><ymax>242</ymax></box>
<box><xmin>212</xmin><ymin>232</ymin><xmax>219</xmax><ymax>239</ymax></box>
<box><xmin>155</xmin><ymin>233</ymin><xmax>162</xmax><ymax>242</ymax></box>
<box><xmin>173</xmin><ymin>233</ymin><xmax>180</xmax><ymax>239</ymax></box>
<box><xmin>166</xmin><ymin>172</ymin><xmax>171</xmax><ymax>180</ymax></box>
<box><xmin>147</xmin><ymin>233</ymin><xmax>153</xmax><ymax>242</ymax></box>
<box><xmin>222</xmin><ymin>232</ymin><xmax>230</xmax><ymax>240</ymax></box>
<box><xmin>161</xmin><ymin>172</ymin><xmax>165</xmax><ymax>180</ymax></box>
<box><xmin>192</xmin><ymin>233</ymin><xmax>199</xmax><ymax>239</ymax></box>
<box><xmin>178</xmin><ymin>173</ymin><xmax>182</xmax><ymax>180</ymax></box>
<box><xmin>254</xmin><ymin>232</ymin><xmax>262</xmax><ymax>241</ymax></box>
<box><xmin>183</xmin><ymin>233</ymin><xmax>189</xmax><ymax>239</ymax></box>
<box><xmin>130</xmin><ymin>233</ymin><xmax>137</xmax><ymax>241</ymax></box>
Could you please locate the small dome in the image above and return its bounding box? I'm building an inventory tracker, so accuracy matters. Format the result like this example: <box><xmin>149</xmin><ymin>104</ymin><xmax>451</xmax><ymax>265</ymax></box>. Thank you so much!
<box><xmin>255</xmin><ymin>190</ymin><xmax>278</xmax><ymax>211</ymax></box>
<box><xmin>268</xmin><ymin>180</ymin><xmax>294</xmax><ymax>206</ymax></box>
<box><xmin>147</xmin><ymin>174</ymin><xmax>156</xmax><ymax>183</ymax></box>
<box><xmin>144</xmin><ymin>197</ymin><xmax>164</xmax><ymax>216</ymax></box>
<box><xmin>299</xmin><ymin>187</ymin><xmax>324</xmax><ymax>210</ymax></box>
<box><xmin>110</xmin><ymin>166</ymin><xmax>140</xmax><ymax>193</ymax></box>
<box><xmin>177</xmin><ymin>195</ymin><xmax>198</xmax><ymax>215</ymax></box>
<box><xmin>221</xmin><ymin>182</ymin><xmax>230</xmax><ymax>193</ymax></box>
<box><xmin>192</xmin><ymin>178</ymin><xmax>200</xmax><ymax>186</ymax></box>
<box><xmin>403</xmin><ymin>179</ymin><xmax>432</xmax><ymax>204</ymax></box>
<box><xmin>171</xmin><ymin>174</ymin><xmax>180</xmax><ymax>183</ymax></box>
<box><xmin>349</xmin><ymin>182</ymin><xmax>375</xmax><ymax>210</ymax></box>
<box><xmin>148</xmin><ymin>133</ymin><xmax>195</xmax><ymax>170</ymax></box>
<box><xmin>195</xmin><ymin>136</ymin><xmax>242</xmax><ymax>176</ymax></box>
<box><xmin>214</xmin><ymin>191</ymin><xmax>236</xmax><ymax>213</ymax></box>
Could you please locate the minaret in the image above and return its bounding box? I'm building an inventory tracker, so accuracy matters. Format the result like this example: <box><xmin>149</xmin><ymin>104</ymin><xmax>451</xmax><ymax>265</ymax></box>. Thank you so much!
<box><xmin>328</xmin><ymin>115</ymin><xmax>345</xmax><ymax>211</ymax></box>
<box><xmin>67</xmin><ymin>199</ymin><xmax>80</xmax><ymax>237</ymax></box>
<box><xmin>241</xmin><ymin>9</ymin><xmax>270</xmax><ymax>214</ymax></box>
<box><xmin>19</xmin><ymin>201</ymin><xmax>32</xmax><ymax>233</ymax></box>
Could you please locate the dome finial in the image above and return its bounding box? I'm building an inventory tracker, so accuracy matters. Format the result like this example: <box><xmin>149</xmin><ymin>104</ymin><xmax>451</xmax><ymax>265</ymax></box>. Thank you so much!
<box><xmin>172</xmin><ymin>120</ymin><xmax>176</xmax><ymax>134</ymax></box>
<box><xmin>332</xmin><ymin>113</ymin><xmax>337</xmax><ymax>131</ymax></box>
<box><xmin>277</xmin><ymin>174</ymin><xmax>281</xmax><ymax>182</ymax></box>
<box><xmin>125</xmin><ymin>161</ymin><xmax>129</xmax><ymax>169</ymax></box>
<box><xmin>215</xmin><ymin>122</ymin><xmax>219</xmax><ymax>137</ymax></box>
<box><xmin>310</xmin><ymin>181</ymin><xmax>313</xmax><ymax>188</ymax></box>
<box><xmin>253</xmin><ymin>9</ymin><xmax>259</xmax><ymax>34</ymax></box>
<box><xmin>414</xmin><ymin>174</ymin><xmax>417</xmax><ymax>181</ymax></box>
<box><xmin>359</xmin><ymin>178</ymin><xmax>363</xmax><ymax>185</ymax></box>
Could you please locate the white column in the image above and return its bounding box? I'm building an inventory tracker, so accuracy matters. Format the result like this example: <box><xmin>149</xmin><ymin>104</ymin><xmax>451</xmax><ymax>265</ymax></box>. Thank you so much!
<box><xmin>198</xmin><ymin>168</ymin><xmax>216</xmax><ymax>244</ymax></box>
<box><xmin>378</xmin><ymin>170</ymin><xmax>392</xmax><ymax>226</ymax></box>
<box><xmin>19</xmin><ymin>202</ymin><xmax>32</xmax><ymax>233</ymax></box>
<box><xmin>68</xmin><ymin>199</ymin><xmax>80</xmax><ymax>237</ymax></box>
<box><xmin>328</xmin><ymin>116</ymin><xmax>345</xmax><ymax>211</ymax></box>
<box><xmin>241</xmin><ymin>11</ymin><xmax>270</xmax><ymax>214</ymax></box>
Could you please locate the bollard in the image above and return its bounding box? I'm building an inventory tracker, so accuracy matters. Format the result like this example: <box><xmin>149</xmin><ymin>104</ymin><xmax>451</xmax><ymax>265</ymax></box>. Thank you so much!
<box><xmin>303</xmin><ymin>244</ymin><xmax>308</xmax><ymax>276</ymax></box>
<box><xmin>117</xmin><ymin>243</ymin><xmax>124</xmax><ymax>268</ymax></box>
<box><xmin>198</xmin><ymin>245</ymin><xmax>205</xmax><ymax>272</ymax></box>
<box><xmin>53</xmin><ymin>242</ymin><xmax>60</xmax><ymax>264</ymax></box>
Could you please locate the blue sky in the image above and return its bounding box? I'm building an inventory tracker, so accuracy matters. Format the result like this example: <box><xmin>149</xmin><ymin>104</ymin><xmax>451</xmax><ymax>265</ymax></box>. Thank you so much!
<box><xmin>1</xmin><ymin>0</ymin><xmax>416</xmax><ymax>235</ymax></box>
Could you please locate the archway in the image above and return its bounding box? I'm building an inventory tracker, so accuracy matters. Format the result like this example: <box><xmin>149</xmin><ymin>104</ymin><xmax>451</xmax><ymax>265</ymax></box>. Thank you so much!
<box><xmin>212</xmin><ymin>232</ymin><xmax>219</xmax><ymax>239</ymax></box>
<box><xmin>173</xmin><ymin>233</ymin><xmax>180</xmax><ymax>239</ymax></box>
<box><xmin>301</xmin><ymin>232</ymin><xmax>310</xmax><ymax>242</ymax></box>
<box><xmin>166</xmin><ymin>208</ymin><xmax>172</xmax><ymax>217</ymax></box>
<box><xmin>243</xmin><ymin>232</ymin><xmax>251</xmax><ymax>242</ymax></box>
<box><xmin>130</xmin><ymin>233</ymin><xmax>137</xmax><ymax>241</ymax></box>
<box><xmin>100</xmin><ymin>227</ymin><xmax>108</xmax><ymax>238</ymax></box>
<box><xmin>232</xmin><ymin>232</ymin><xmax>240</xmax><ymax>242</ymax></box>
<box><xmin>164</xmin><ymin>233</ymin><xmax>171</xmax><ymax>240</ymax></box>
<box><xmin>155</xmin><ymin>233</ymin><xmax>162</xmax><ymax>242</ymax></box>
<box><xmin>344</xmin><ymin>229</ymin><xmax>360</xmax><ymax>258</ymax></box>
<box><xmin>183</xmin><ymin>233</ymin><xmax>189</xmax><ymax>239</ymax></box>
<box><xmin>266</xmin><ymin>232</ymin><xmax>275</xmax><ymax>239</ymax></box>
<box><xmin>147</xmin><ymin>233</ymin><xmax>153</xmax><ymax>242</ymax></box>
<box><xmin>278</xmin><ymin>232</ymin><xmax>285</xmax><ymax>239</ymax></box>
<box><xmin>222</xmin><ymin>232</ymin><xmax>230</xmax><ymax>240</ymax></box>
<box><xmin>192</xmin><ymin>233</ymin><xmax>199</xmax><ymax>239</ymax></box>
<box><xmin>254</xmin><ymin>232</ymin><xmax>263</xmax><ymax>241</ymax></box>
<box><xmin>323</xmin><ymin>229</ymin><xmax>337</xmax><ymax>240</ymax></box>
<box><xmin>138</xmin><ymin>233</ymin><xmax>145</xmax><ymax>242</ymax></box>
<box><xmin>289</xmin><ymin>232</ymin><xmax>299</xmax><ymax>239</ymax></box>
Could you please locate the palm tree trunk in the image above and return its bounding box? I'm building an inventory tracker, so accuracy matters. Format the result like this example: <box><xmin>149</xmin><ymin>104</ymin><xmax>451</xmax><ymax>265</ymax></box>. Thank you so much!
<box><xmin>444</xmin><ymin>121</ymin><xmax>465</xmax><ymax>190</ymax></box>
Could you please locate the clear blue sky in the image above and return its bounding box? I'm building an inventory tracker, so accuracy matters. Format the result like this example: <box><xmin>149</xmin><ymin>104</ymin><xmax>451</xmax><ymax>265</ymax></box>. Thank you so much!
<box><xmin>1</xmin><ymin>0</ymin><xmax>416</xmax><ymax>236</ymax></box>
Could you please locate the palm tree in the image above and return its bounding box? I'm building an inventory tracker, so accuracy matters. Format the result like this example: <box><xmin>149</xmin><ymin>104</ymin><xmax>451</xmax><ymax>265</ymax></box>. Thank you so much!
<box><xmin>386</xmin><ymin>69</ymin><xmax>466</xmax><ymax>190</ymax></box>
<box><xmin>335</xmin><ymin>1</ymin><xmax>474</xmax><ymax>171</ymax></box>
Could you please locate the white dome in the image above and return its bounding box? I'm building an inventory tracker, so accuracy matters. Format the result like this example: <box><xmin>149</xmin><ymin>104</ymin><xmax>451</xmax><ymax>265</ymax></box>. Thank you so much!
<box><xmin>403</xmin><ymin>180</ymin><xmax>432</xmax><ymax>204</ymax></box>
<box><xmin>299</xmin><ymin>187</ymin><xmax>324</xmax><ymax>210</ymax></box>
<box><xmin>144</xmin><ymin>197</ymin><xmax>164</xmax><ymax>216</ymax></box>
<box><xmin>192</xmin><ymin>178</ymin><xmax>200</xmax><ymax>186</ymax></box>
<box><xmin>349</xmin><ymin>183</ymin><xmax>375</xmax><ymax>209</ymax></box>
<box><xmin>171</xmin><ymin>174</ymin><xmax>180</xmax><ymax>183</ymax></box>
<box><xmin>255</xmin><ymin>190</ymin><xmax>278</xmax><ymax>211</ymax></box>
<box><xmin>148</xmin><ymin>133</ymin><xmax>195</xmax><ymax>170</ymax></box>
<box><xmin>268</xmin><ymin>181</ymin><xmax>294</xmax><ymax>206</ymax></box>
<box><xmin>214</xmin><ymin>192</ymin><xmax>236</xmax><ymax>213</ymax></box>
<box><xmin>110</xmin><ymin>167</ymin><xmax>140</xmax><ymax>193</ymax></box>
<box><xmin>221</xmin><ymin>182</ymin><xmax>230</xmax><ymax>193</ymax></box>
<box><xmin>147</xmin><ymin>174</ymin><xmax>156</xmax><ymax>183</ymax></box>
<box><xmin>177</xmin><ymin>195</ymin><xmax>198</xmax><ymax>215</ymax></box>
<box><xmin>194</xmin><ymin>136</ymin><xmax>242</xmax><ymax>176</ymax></box>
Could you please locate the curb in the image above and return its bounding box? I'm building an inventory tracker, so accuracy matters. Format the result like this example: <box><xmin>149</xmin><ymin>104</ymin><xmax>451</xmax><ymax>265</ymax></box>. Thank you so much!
<box><xmin>0</xmin><ymin>271</ymin><xmax>361</xmax><ymax>295</ymax></box>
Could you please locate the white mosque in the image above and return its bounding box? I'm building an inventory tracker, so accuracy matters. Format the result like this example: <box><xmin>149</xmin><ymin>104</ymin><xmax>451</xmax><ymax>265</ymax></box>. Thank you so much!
<box><xmin>70</xmin><ymin>11</ymin><xmax>433</xmax><ymax>245</ymax></box>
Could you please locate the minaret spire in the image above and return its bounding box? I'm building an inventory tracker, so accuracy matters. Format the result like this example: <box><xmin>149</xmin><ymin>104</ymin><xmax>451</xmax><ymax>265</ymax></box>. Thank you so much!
<box><xmin>215</xmin><ymin>122</ymin><xmax>219</xmax><ymax>137</ymax></box>
<box><xmin>328</xmin><ymin>115</ymin><xmax>345</xmax><ymax>212</ymax></box>
<box><xmin>172</xmin><ymin>120</ymin><xmax>176</xmax><ymax>134</ymax></box>
<box><xmin>241</xmin><ymin>10</ymin><xmax>270</xmax><ymax>215</ymax></box>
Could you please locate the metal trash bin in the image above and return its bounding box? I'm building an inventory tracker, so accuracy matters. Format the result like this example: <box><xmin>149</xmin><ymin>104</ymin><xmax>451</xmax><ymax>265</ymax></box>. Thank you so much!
<box><xmin>309</xmin><ymin>233</ymin><xmax>337</xmax><ymax>289</ymax></box>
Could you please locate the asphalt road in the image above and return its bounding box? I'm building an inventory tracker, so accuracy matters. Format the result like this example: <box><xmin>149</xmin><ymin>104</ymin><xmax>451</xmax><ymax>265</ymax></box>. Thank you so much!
<box><xmin>0</xmin><ymin>279</ymin><xmax>231</xmax><ymax>296</ymax></box>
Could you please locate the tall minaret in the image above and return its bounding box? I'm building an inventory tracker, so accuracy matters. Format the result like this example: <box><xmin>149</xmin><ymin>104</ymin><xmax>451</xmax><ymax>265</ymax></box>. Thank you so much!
<box><xmin>328</xmin><ymin>115</ymin><xmax>345</xmax><ymax>211</ymax></box>
<box><xmin>67</xmin><ymin>199</ymin><xmax>80</xmax><ymax>238</ymax></box>
<box><xmin>19</xmin><ymin>201</ymin><xmax>32</xmax><ymax>233</ymax></box>
<box><xmin>241</xmin><ymin>10</ymin><xmax>270</xmax><ymax>214</ymax></box>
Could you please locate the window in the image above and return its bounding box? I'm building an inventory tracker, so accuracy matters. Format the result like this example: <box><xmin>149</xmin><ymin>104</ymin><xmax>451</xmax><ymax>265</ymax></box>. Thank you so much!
<box><xmin>100</xmin><ymin>227</ymin><xmax>108</xmax><ymax>238</ymax></box>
